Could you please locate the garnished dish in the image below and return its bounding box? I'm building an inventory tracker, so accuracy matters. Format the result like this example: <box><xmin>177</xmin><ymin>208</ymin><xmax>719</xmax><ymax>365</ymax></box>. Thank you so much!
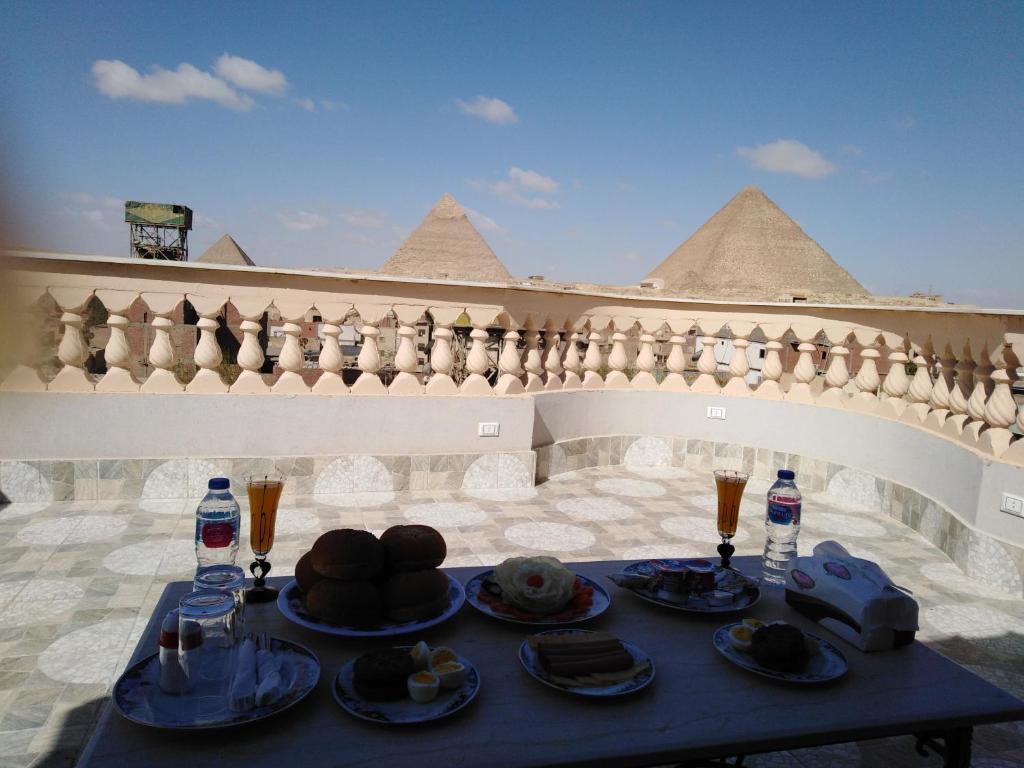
<box><xmin>466</xmin><ymin>556</ymin><xmax>610</xmax><ymax>624</ymax></box>
<box><xmin>113</xmin><ymin>635</ymin><xmax>320</xmax><ymax>729</ymax></box>
<box><xmin>609</xmin><ymin>558</ymin><xmax>760</xmax><ymax>613</ymax></box>
<box><xmin>278</xmin><ymin>525</ymin><xmax>465</xmax><ymax>637</ymax></box>
<box><xmin>333</xmin><ymin>642</ymin><xmax>480</xmax><ymax>724</ymax></box>
<box><xmin>519</xmin><ymin>629</ymin><xmax>654</xmax><ymax>697</ymax></box>
<box><xmin>713</xmin><ymin>619</ymin><xmax>848</xmax><ymax>683</ymax></box>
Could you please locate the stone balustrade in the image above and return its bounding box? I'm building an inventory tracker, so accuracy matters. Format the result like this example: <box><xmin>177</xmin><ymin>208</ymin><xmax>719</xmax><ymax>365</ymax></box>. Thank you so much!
<box><xmin>2</xmin><ymin>249</ymin><xmax>1023</xmax><ymax>465</ymax></box>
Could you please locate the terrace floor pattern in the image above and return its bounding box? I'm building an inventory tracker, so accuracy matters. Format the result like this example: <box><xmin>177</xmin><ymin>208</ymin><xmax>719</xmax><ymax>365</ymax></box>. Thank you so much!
<box><xmin>0</xmin><ymin>466</ymin><xmax>1021</xmax><ymax>768</ymax></box>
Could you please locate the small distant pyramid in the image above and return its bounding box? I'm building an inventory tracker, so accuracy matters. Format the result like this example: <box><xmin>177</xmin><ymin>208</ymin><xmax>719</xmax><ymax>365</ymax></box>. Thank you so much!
<box><xmin>646</xmin><ymin>187</ymin><xmax>867</xmax><ymax>300</ymax></box>
<box><xmin>197</xmin><ymin>234</ymin><xmax>255</xmax><ymax>266</ymax></box>
<box><xmin>379</xmin><ymin>193</ymin><xmax>512</xmax><ymax>282</ymax></box>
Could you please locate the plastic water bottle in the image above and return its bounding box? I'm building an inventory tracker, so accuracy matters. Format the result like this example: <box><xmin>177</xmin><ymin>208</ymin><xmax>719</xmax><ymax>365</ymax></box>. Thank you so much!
<box><xmin>194</xmin><ymin>478</ymin><xmax>240</xmax><ymax>568</ymax></box>
<box><xmin>762</xmin><ymin>469</ymin><xmax>802</xmax><ymax>585</ymax></box>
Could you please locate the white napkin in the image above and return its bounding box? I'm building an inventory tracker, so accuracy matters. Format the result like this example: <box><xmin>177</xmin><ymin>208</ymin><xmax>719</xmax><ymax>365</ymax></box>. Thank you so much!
<box><xmin>228</xmin><ymin>639</ymin><xmax>258</xmax><ymax>712</ymax></box>
<box><xmin>255</xmin><ymin>648</ymin><xmax>283</xmax><ymax>707</ymax></box>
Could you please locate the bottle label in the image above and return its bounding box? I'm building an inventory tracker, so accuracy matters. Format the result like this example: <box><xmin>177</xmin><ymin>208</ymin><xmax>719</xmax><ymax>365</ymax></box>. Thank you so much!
<box><xmin>767</xmin><ymin>500</ymin><xmax>801</xmax><ymax>525</ymax></box>
<box><xmin>201</xmin><ymin>522</ymin><xmax>234</xmax><ymax>548</ymax></box>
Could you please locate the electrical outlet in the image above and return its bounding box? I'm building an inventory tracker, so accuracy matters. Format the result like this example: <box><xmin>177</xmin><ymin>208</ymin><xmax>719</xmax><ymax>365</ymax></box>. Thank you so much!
<box><xmin>478</xmin><ymin>422</ymin><xmax>500</xmax><ymax>437</ymax></box>
<box><xmin>1002</xmin><ymin>493</ymin><xmax>1024</xmax><ymax>518</ymax></box>
<box><xmin>707</xmin><ymin>406</ymin><xmax>727</xmax><ymax>420</ymax></box>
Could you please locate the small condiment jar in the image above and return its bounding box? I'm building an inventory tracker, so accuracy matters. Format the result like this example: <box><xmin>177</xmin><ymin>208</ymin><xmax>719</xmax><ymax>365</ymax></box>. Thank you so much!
<box><xmin>158</xmin><ymin>609</ymin><xmax>187</xmax><ymax>694</ymax></box>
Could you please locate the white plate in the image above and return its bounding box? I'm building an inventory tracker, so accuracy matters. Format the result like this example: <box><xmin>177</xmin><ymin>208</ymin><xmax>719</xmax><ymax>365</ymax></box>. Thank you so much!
<box><xmin>618</xmin><ymin>559</ymin><xmax>761</xmax><ymax>613</ymax></box>
<box><xmin>519</xmin><ymin>629</ymin><xmax>655</xmax><ymax>697</ymax></box>
<box><xmin>333</xmin><ymin>647</ymin><xmax>480</xmax><ymax>724</ymax></box>
<box><xmin>113</xmin><ymin>637</ymin><xmax>320</xmax><ymax>729</ymax></box>
<box><xmin>465</xmin><ymin>570</ymin><xmax>611</xmax><ymax>625</ymax></box>
<box><xmin>277</xmin><ymin>574</ymin><xmax>465</xmax><ymax>637</ymax></box>
<box><xmin>712</xmin><ymin>623</ymin><xmax>849</xmax><ymax>683</ymax></box>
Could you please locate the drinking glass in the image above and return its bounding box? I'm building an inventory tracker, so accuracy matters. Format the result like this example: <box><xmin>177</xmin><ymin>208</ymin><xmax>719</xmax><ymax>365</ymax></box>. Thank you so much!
<box><xmin>713</xmin><ymin>469</ymin><xmax>749</xmax><ymax>569</ymax></box>
<box><xmin>193</xmin><ymin>564</ymin><xmax>246</xmax><ymax>638</ymax></box>
<box><xmin>178</xmin><ymin>590</ymin><xmax>237</xmax><ymax>721</ymax></box>
<box><xmin>246</xmin><ymin>475</ymin><xmax>284</xmax><ymax>603</ymax></box>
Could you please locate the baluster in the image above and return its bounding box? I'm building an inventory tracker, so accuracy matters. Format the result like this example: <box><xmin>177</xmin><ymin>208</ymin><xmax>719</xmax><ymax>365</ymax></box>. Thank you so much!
<box><xmin>184</xmin><ymin>295</ymin><xmax>229</xmax><ymax>394</ymax></box>
<box><xmin>632</xmin><ymin>319</ymin><xmax>661</xmax><ymax>390</ymax></box>
<box><xmin>605</xmin><ymin>317</ymin><xmax>633</xmax><ymax>389</ymax></box>
<box><xmin>941</xmin><ymin>341</ymin><xmax>976</xmax><ymax>438</ymax></box>
<box><xmin>0</xmin><ymin>288</ymin><xmax>48</xmax><ymax>392</ymax></box>
<box><xmin>522</xmin><ymin>318</ymin><xmax>544</xmax><ymax>392</ymax></box>
<box><xmin>139</xmin><ymin>292</ymin><xmax>183</xmax><ymax>394</ymax></box>
<box><xmin>312</xmin><ymin>302</ymin><xmax>351</xmax><ymax>395</ymax></box>
<box><xmin>229</xmin><ymin>298</ymin><xmax>271</xmax><ymax>394</ymax></box>
<box><xmin>691</xmin><ymin>321</ymin><xmax>722</xmax><ymax>394</ymax></box>
<box><xmin>582</xmin><ymin>317</ymin><xmax>608</xmax><ymax>390</ymax></box>
<box><xmin>877</xmin><ymin>334</ymin><xmax>911</xmax><ymax>418</ymax></box>
<box><xmin>271</xmin><ymin>302</ymin><xmax>314</xmax><ymax>394</ymax></box>
<box><xmin>351</xmin><ymin>303</ymin><xmax>389</xmax><ymax>395</ymax></box>
<box><xmin>721</xmin><ymin>322</ymin><xmax>755</xmax><ymax>397</ymax></box>
<box><xmin>961</xmin><ymin>342</ymin><xmax>994</xmax><ymax>446</ymax></box>
<box><xmin>785</xmin><ymin>324</ymin><xmax>820</xmax><ymax>404</ymax></box>
<box><xmin>93</xmin><ymin>289</ymin><xmax>141</xmax><ymax>393</ymax></box>
<box><xmin>561</xmin><ymin>327</ymin><xmax>584</xmax><ymax>390</ymax></box>
<box><xmin>817</xmin><ymin>326</ymin><xmax>852</xmax><ymax>408</ymax></box>
<box><xmin>660</xmin><ymin>325</ymin><xmax>690</xmax><ymax>392</ymax></box>
<box><xmin>1004</xmin><ymin>347</ymin><xmax>1024</xmax><ymax>465</ymax></box>
<box><xmin>46</xmin><ymin>288</ymin><xmax>97</xmax><ymax>392</ymax></box>
<box><xmin>901</xmin><ymin>338</ymin><xmax>935</xmax><ymax>424</ymax></box>
<box><xmin>924</xmin><ymin>343</ymin><xmax>957</xmax><ymax>431</ymax></box>
<box><xmin>494</xmin><ymin>316</ymin><xmax>526</xmax><ymax>395</ymax></box>
<box><xmin>848</xmin><ymin>329</ymin><xmax>882</xmax><ymax>413</ymax></box>
<box><xmin>978</xmin><ymin>345</ymin><xmax>1018</xmax><ymax>458</ymax></box>
<box><xmin>752</xmin><ymin>323</ymin><xmax>787</xmax><ymax>400</ymax></box>
<box><xmin>425</xmin><ymin>307</ymin><xmax>461</xmax><ymax>395</ymax></box>
<box><xmin>389</xmin><ymin>305</ymin><xmax>427</xmax><ymax>395</ymax></box>
<box><xmin>461</xmin><ymin>310</ymin><xmax>498</xmax><ymax>395</ymax></box>
<box><xmin>542</xmin><ymin>323</ymin><xmax>564</xmax><ymax>391</ymax></box>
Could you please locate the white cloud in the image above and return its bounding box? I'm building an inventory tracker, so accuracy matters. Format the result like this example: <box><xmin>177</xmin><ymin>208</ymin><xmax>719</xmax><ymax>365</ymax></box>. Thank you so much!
<box><xmin>214</xmin><ymin>54</ymin><xmax>287</xmax><ymax>95</ymax></box>
<box><xmin>464</xmin><ymin>207</ymin><xmax>506</xmax><ymax>234</ymax></box>
<box><xmin>488</xmin><ymin>181</ymin><xmax>559</xmax><ymax>209</ymax></box>
<box><xmin>894</xmin><ymin>116</ymin><xmax>918</xmax><ymax>130</ymax></box>
<box><xmin>62</xmin><ymin>193</ymin><xmax>123</xmax><ymax>231</ymax></box>
<box><xmin>320</xmin><ymin>98</ymin><xmax>343</xmax><ymax>112</ymax></box>
<box><xmin>736</xmin><ymin>139</ymin><xmax>838</xmax><ymax>180</ymax></box>
<box><xmin>509</xmin><ymin>167</ymin><xmax>559</xmax><ymax>193</ymax></box>
<box><xmin>91</xmin><ymin>59</ymin><xmax>253</xmax><ymax>111</ymax></box>
<box><xmin>343</xmin><ymin>209</ymin><xmax>387</xmax><ymax>229</ymax></box>
<box><xmin>623</xmin><ymin>251</ymin><xmax>641</xmax><ymax>262</ymax></box>
<box><xmin>840</xmin><ymin>144</ymin><xmax>864</xmax><ymax>156</ymax></box>
<box><xmin>276</xmin><ymin>211</ymin><xmax>328</xmax><ymax>231</ymax></box>
<box><xmin>296</xmin><ymin>97</ymin><xmax>316</xmax><ymax>112</ymax></box>
<box><xmin>455</xmin><ymin>96</ymin><xmax>518</xmax><ymax>125</ymax></box>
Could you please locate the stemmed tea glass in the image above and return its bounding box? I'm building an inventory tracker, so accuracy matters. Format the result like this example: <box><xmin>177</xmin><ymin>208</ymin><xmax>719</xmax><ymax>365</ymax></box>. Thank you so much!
<box><xmin>713</xmin><ymin>470</ymin><xmax>748</xmax><ymax>569</ymax></box>
<box><xmin>246</xmin><ymin>475</ymin><xmax>284</xmax><ymax>603</ymax></box>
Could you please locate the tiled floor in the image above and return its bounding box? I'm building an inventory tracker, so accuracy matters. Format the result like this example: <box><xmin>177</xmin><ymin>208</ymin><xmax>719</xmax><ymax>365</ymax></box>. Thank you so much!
<box><xmin>0</xmin><ymin>466</ymin><xmax>1022</xmax><ymax>767</ymax></box>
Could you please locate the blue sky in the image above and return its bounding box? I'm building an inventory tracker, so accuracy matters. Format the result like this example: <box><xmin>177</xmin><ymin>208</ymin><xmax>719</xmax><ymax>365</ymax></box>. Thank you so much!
<box><xmin>2</xmin><ymin>1</ymin><xmax>1022</xmax><ymax>307</ymax></box>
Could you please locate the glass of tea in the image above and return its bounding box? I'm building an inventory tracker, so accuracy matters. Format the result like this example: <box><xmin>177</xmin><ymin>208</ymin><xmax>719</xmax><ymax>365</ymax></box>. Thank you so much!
<box><xmin>246</xmin><ymin>475</ymin><xmax>284</xmax><ymax>603</ymax></box>
<box><xmin>713</xmin><ymin>469</ymin><xmax>748</xmax><ymax>569</ymax></box>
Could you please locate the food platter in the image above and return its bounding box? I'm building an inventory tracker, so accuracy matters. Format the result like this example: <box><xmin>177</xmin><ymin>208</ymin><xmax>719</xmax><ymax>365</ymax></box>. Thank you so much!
<box><xmin>333</xmin><ymin>647</ymin><xmax>480</xmax><ymax>725</ymax></box>
<box><xmin>712</xmin><ymin>623</ymin><xmax>848</xmax><ymax>684</ymax></box>
<box><xmin>518</xmin><ymin>629</ymin><xmax>655</xmax><ymax>697</ymax></box>
<box><xmin>615</xmin><ymin>558</ymin><xmax>761</xmax><ymax>614</ymax></box>
<box><xmin>112</xmin><ymin>637</ymin><xmax>320</xmax><ymax>729</ymax></box>
<box><xmin>465</xmin><ymin>570</ymin><xmax>611</xmax><ymax>625</ymax></box>
<box><xmin>277</xmin><ymin>574</ymin><xmax>465</xmax><ymax>637</ymax></box>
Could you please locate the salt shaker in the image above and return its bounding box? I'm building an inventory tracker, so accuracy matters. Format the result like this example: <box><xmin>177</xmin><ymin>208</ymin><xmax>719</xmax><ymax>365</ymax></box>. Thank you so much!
<box><xmin>158</xmin><ymin>609</ymin><xmax>187</xmax><ymax>694</ymax></box>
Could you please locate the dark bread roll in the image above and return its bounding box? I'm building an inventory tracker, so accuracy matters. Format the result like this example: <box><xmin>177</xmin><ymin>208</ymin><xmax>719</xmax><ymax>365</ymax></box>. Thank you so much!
<box><xmin>352</xmin><ymin>648</ymin><xmax>416</xmax><ymax>701</ymax></box>
<box><xmin>311</xmin><ymin>529</ymin><xmax>383</xmax><ymax>580</ymax></box>
<box><xmin>751</xmin><ymin>623</ymin><xmax>809</xmax><ymax>672</ymax></box>
<box><xmin>295</xmin><ymin>551</ymin><xmax>324</xmax><ymax>593</ymax></box>
<box><xmin>305</xmin><ymin>579</ymin><xmax>382</xmax><ymax>627</ymax></box>
<box><xmin>382</xmin><ymin>568</ymin><xmax>451</xmax><ymax>623</ymax></box>
<box><xmin>380</xmin><ymin>525</ymin><xmax>447</xmax><ymax>571</ymax></box>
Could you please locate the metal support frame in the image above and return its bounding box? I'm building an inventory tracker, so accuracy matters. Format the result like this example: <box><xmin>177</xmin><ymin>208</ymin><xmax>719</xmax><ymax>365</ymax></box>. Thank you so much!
<box><xmin>915</xmin><ymin>727</ymin><xmax>973</xmax><ymax>768</ymax></box>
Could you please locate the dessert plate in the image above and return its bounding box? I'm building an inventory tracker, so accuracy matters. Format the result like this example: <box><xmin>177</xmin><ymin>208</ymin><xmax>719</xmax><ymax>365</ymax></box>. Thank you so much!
<box><xmin>616</xmin><ymin>559</ymin><xmax>761</xmax><ymax>613</ymax></box>
<box><xmin>712</xmin><ymin>623</ymin><xmax>848</xmax><ymax>684</ymax></box>
<box><xmin>518</xmin><ymin>629</ymin><xmax>655</xmax><ymax>697</ymax></box>
<box><xmin>465</xmin><ymin>570</ymin><xmax>611</xmax><ymax>625</ymax></box>
<box><xmin>277</xmin><ymin>573</ymin><xmax>465</xmax><ymax>637</ymax></box>
<box><xmin>333</xmin><ymin>648</ymin><xmax>480</xmax><ymax>725</ymax></box>
<box><xmin>113</xmin><ymin>637</ymin><xmax>320</xmax><ymax>729</ymax></box>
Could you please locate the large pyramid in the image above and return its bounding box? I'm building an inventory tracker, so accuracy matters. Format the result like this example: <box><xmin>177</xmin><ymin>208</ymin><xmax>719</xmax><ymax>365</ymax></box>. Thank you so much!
<box><xmin>380</xmin><ymin>193</ymin><xmax>512</xmax><ymax>282</ymax></box>
<box><xmin>646</xmin><ymin>187</ymin><xmax>867</xmax><ymax>300</ymax></box>
<box><xmin>197</xmin><ymin>234</ymin><xmax>255</xmax><ymax>266</ymax></box>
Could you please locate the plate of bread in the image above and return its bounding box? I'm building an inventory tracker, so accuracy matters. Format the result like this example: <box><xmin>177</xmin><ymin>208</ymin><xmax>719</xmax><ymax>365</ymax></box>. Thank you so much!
<box><xmin>519</xmin><ymin>629</ymin><xmax>654</xmax><ymax>697</ymax></box>
<box><xmin>277</xmin><ymin>525</ymin><xmax>465</xmax><ymax>637</ymax></box>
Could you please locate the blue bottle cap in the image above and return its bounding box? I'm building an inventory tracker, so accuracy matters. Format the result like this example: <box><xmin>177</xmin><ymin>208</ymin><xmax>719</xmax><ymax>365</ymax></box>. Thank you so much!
<box><xmin>777</xmin><ymin>469</ymin><xmax>795</xmax><ymax>481</ymax></box>
<box><xmin>208</xmin><ymin>477</ymin><xmax>230</xmax><ymax>490</ymax></box>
